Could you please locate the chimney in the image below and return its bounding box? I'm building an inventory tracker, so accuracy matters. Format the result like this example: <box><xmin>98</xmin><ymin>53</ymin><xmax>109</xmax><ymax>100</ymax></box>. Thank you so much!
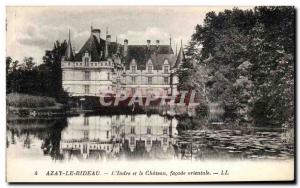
<box><xmin>106</xmin><ymin>35</ymin><xmax>111</xmax><ymax>43</ymax></box>
<box><xmin>105</xmin><ymin>35</ymin><xmax>111</xmax><ymax>58</ymax></box>
<box><xmin>156</xmin><ymin>40</ymin><xmax>160</xmax><ymax>47</ymax></box>
<box><xmin>92</xmin><ymin>28</ymin><xmax>101</xmax><ymax>43</ymax></box>
<box><xmin>147</xmin><ymin>40</ymin><xmax>151</xmax><ymax>47</ymax></box>
<box><xmin>123</xmin><ymin>39</ymin><xmax>128</xmax><ymax>56</ymax></box>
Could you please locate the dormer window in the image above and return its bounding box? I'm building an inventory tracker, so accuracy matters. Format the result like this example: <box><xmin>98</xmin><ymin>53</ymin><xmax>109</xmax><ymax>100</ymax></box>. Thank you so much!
<box><xmin>147</xmin><ymin>59</ymin><xmax>153</xmax><ymax>73</ymax></box>
<box><xmin>164</xmin><ymin>65</ymin><xmax>169</xmax><ymax>74</ymax></box>
<box><xmin>131</xmin><ymin>59</ymin><xmax>137</xmax><ymax>73</ymax></box>
<box><xmin>131</xmin><ymin>65</ymin><xmax>136</xmax><ymax>73</ymax></box>
<box><xmin>148</xmin><ymin>65</ymin><xmax>153</xmax><ymax>73</ymax></box>
<box><xmin>163</xmin><ymin>59</ymin><xmax>169</xmax><ymax>73</ymax></box>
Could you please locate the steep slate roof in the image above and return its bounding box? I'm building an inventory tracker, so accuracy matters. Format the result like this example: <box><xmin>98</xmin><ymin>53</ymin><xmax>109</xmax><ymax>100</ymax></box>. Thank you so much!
<box><xmin>74</xmin><ymin>35</ymin><xmax>106</xmax><ymax>61</ymax></box>
<box><xmin>73</xmin><ymin>35</ymin><xmax>123</xmax><ymax>61</ymax></box>
<box><xmin>123</xmin><ymin>45</ymin><xmax>175</xmax><ymax>70</ymax></box>
<box><xmin>174</xmin><ymin>46</ymin><xmax>185</xmax><ymax>68</ymax></box>
<box><xmin>107</xmin><ymin>42</ymin><xmax>120</xmax><ymax>57</ymax></box>
<box><xmin>69</xmin><ymin>29</ymin><xmax>176</xmax><ymax>70</ymax></box>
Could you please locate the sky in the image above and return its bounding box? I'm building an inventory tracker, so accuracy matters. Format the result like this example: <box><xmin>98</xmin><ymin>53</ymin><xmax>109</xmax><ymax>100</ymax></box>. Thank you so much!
<box><xmin>6</xmin><ymin>6</ymin><xmax>253</xmax><ymax>64</ymax></box>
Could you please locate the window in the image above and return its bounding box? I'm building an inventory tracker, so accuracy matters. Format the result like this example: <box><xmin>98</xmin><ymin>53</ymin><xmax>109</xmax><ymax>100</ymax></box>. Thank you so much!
<box><xmin>148</xmin><ymin>65</ymin><xmax>153</xmax><ymax>73</ymax></box>
<box><xmin>164</xmin><ymin>77</ymin><xmax>169</xmax><ymax>84</ymax></box>
<box><xmin>148</xmin><ymin>77</ymin><xmax>152</xmax><ymax>84</ymax></box>
<box><xmin>131</xmin><ymin>115</ymin><xmax>135</xmax><ymax>122</ymax></box>
<box><xmin>131</xmin><ymin>65</ymin><xmax>136</xmax><ymax>73</ymax></box>
<box><xmin>84</xmin><ymin>116</ymin><xmax>89</xmax><ymax>126</ymax></box>
<box><xmin>91</xmin><ymin>63</ymin><xmax>93</xmax><ymax>66</ymax></box>
<box><xmin>130</xmin><ymin>137</ymin><xmax>135</xmax><ymax>145</ymax></box>
<box><xmin>132</xmin><ymin>76</ymin><xmax>136</xmax><ymax>84</ymax></box>
<box><xmin>147</xmin><ymin>139</ymin><xmax>151</xmax><ymax>145</ymax></box>
<box><xmin>131</xmin><ymin>88</ymin><xmax>136</xmax><ymax>95</ymax></box>
<box><xmin>108</xmin><ymin>73</ymin><xmax>110</xmax><ymax>80</ymax></box>
<box><xmin>83</xmin><ymin>144</ymin><xmax>87</xmax><ymax>153</ymax></box>
<box><xmin>84</xmin><ymin>57</ymin><xmax>89</xmax><ymax>66</ymax></box>
<box><xmin>84</xmin><ymin>85</ymin><xmax>89</xmax><ymax>94</ymax></box>
<box><xmin>84</xmin><ymin>131</ymin><xmax>89</xmax><ymax>139</ymax></box>
<box><xmin>163</xmin><ymin>128</ymin><xmax>168</xmax><ymax>135</ymax></box>
<box><xmin>84</xmin><ymin>71</ymin><xmax>90</xmax><ymax>80</ymax></box>
<box><xmin>106</xmin><ymin>131</ymin><xmax>109</xmax><ymax>138</ymax></box>
<box><xmin>147</xmin><ymin>127</ymin><xmax>151</xmax><ymax>134</ymax></box>
<box><xmin>130</xmin><ymin>126</ymin><xmax>135</xmax><ymax>134</ymax></box>
<box><xmin>163</xmin><ymin>138</ymin><xmax>168</xmax><ymax>145</ymax></box>
<box><xmin>164</xmin><ymin>66</ymin><xmax>169</xmax><ymax>73</ymax></box>
<box><xmin>68</xmin><ymin>62</ymin><xmax>70</xmax><ymax>66</ymax></box>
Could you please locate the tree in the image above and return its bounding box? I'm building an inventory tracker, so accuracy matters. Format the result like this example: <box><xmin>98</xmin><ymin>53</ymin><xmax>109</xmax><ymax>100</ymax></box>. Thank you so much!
<box><xmin>23</xmin><ymin>57</ymin><xmax>35</xmax><ymax>71</ymax></box>
<box><xmin>6</xmin><ymin>40</ymin><xmax>69</xmax><ymax>102</ymax></box>
<box><xmin>184</xmin><ymin>6</ymin><xmax>294</xmax><ymax>127</ymax></box>
<box><xmin>250</xmin><ymin>7</ymin><xmax>295</xmax><ymax>127</ymax></box>
<box><xmin>41</xmin><ymin>40</ymin><xmax>68</xmax><ymax>100</ymax></box>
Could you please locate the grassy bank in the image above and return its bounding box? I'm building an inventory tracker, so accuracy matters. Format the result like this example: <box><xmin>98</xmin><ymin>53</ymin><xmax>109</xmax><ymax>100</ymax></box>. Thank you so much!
<box><xmin>7</xmin><ymin>93</ymin><xmax>66</xmax><ymax>120</ymax></box>
<box><xmin>7</xmin><ymin>93</ymin><xmax>57</xmax><ymax>108</ymax></box>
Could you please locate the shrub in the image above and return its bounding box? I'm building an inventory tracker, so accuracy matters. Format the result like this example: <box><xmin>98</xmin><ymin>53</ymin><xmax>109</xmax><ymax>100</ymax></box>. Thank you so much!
<box><xmin>7</xmin><ymin>93</ymin><xmax>56</xmax><ymax>108</ymax></box>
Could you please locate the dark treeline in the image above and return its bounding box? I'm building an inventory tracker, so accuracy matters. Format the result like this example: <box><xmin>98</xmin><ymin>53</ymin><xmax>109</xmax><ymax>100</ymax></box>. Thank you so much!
<box><xmin>178</xmin><ymin>6</ymin><xmax>294</xmax><ymax>127</ymax></box>
<box><xmin>6</xmin><ymin>40</ymin><xmax>69</xmax><ymax>103</ymax></box>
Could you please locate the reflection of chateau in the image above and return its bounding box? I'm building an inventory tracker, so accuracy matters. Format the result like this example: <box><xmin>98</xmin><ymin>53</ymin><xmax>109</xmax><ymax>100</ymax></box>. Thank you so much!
<box><xmin>59</xmin><ymin>114</ymin><xmax>177</xmax><ymax>160</ymax></box>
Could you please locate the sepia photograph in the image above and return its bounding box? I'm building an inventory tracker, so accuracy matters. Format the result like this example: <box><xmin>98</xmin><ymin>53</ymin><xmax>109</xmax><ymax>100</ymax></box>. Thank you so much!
<box><xmin>5</xmin><ymin>6</ymin><xmax>295</xmax><ymax>183</ymax></box>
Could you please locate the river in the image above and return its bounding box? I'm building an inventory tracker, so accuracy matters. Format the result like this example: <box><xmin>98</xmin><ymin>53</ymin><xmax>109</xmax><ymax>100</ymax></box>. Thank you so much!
<box><xmin>6</xmin><ymin>114</ymin><xmax>294</xmax><ymax>162</ymax></box>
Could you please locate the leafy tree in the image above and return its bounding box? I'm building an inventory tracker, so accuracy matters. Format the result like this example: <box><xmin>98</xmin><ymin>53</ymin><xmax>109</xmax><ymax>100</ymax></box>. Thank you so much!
<box><xmin>6</xmin><ymin>40</ymin><xmax>69</xmax><ymax>103</ymax></box>
<box><xmin>184</xmin><ymin>6</ymin><xmax>294</xmax><ymax>127</ymax></box>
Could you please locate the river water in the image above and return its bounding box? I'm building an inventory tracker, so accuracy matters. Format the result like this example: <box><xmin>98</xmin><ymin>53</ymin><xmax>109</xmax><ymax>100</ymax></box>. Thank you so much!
<box><xmin>6</xmin><ymin>114</ymin><xmax>294</xmax><ymax>162</ymax></box>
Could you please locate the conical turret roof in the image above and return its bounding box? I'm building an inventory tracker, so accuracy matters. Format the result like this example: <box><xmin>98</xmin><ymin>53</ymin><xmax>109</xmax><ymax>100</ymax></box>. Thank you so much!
<box><xmin>64</xmin><ymin>29</ymin><xmax>75</xmax><ymax>61</ymax></box>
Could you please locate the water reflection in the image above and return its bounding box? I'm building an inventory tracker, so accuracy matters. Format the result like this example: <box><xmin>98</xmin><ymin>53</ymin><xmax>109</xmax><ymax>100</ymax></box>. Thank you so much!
<box><xmin>60</xmin><ymin>114</ymin><xmax>177</xmax><ymax>160</ymax></box>
<box><xmin>6</xmin><ymin>115</ymin><xmax>294</xmax><ymax>162</ymax></box>
<box><xmin>7</xmin><ymin>119</ymin><xmax>67</xmax><ymax>160</ymax></box>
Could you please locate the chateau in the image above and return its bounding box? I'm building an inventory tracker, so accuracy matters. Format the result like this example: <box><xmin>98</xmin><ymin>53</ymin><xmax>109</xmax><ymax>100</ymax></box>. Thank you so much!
<box><xmin>61</xmin><ymin>27</ymin><xmax>185</xmax><ymax>97</ymax></box>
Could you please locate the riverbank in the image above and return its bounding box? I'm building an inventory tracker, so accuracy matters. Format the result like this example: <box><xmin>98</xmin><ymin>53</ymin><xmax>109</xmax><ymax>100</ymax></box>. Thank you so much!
<box><xmin>7</xmin><ymin>93</ymin><xmax>66</xmax><ymax>120</ymax></box>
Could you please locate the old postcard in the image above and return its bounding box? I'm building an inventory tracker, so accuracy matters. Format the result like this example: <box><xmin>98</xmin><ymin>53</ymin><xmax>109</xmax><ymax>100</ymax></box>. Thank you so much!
<box><xmin>6</xmin><ymin>6</ymin><xmax>295</xmax><ymax>183</ymax></box>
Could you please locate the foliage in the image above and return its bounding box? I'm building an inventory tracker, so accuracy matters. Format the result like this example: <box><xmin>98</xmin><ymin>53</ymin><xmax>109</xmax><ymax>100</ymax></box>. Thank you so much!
<box><xmin>183</xmin><ymin>6</ymin><xmax>294</xmax><ymax>127</ymax></box>
<box><xmin>6</xmin><ymin>40</ymin><xmax>69</xmax><ymax>103</ymax></box>
<box><xmin>7</xmin><ymin>93</ymin><xmax>56</xmax><ymax>108</ymax></box>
